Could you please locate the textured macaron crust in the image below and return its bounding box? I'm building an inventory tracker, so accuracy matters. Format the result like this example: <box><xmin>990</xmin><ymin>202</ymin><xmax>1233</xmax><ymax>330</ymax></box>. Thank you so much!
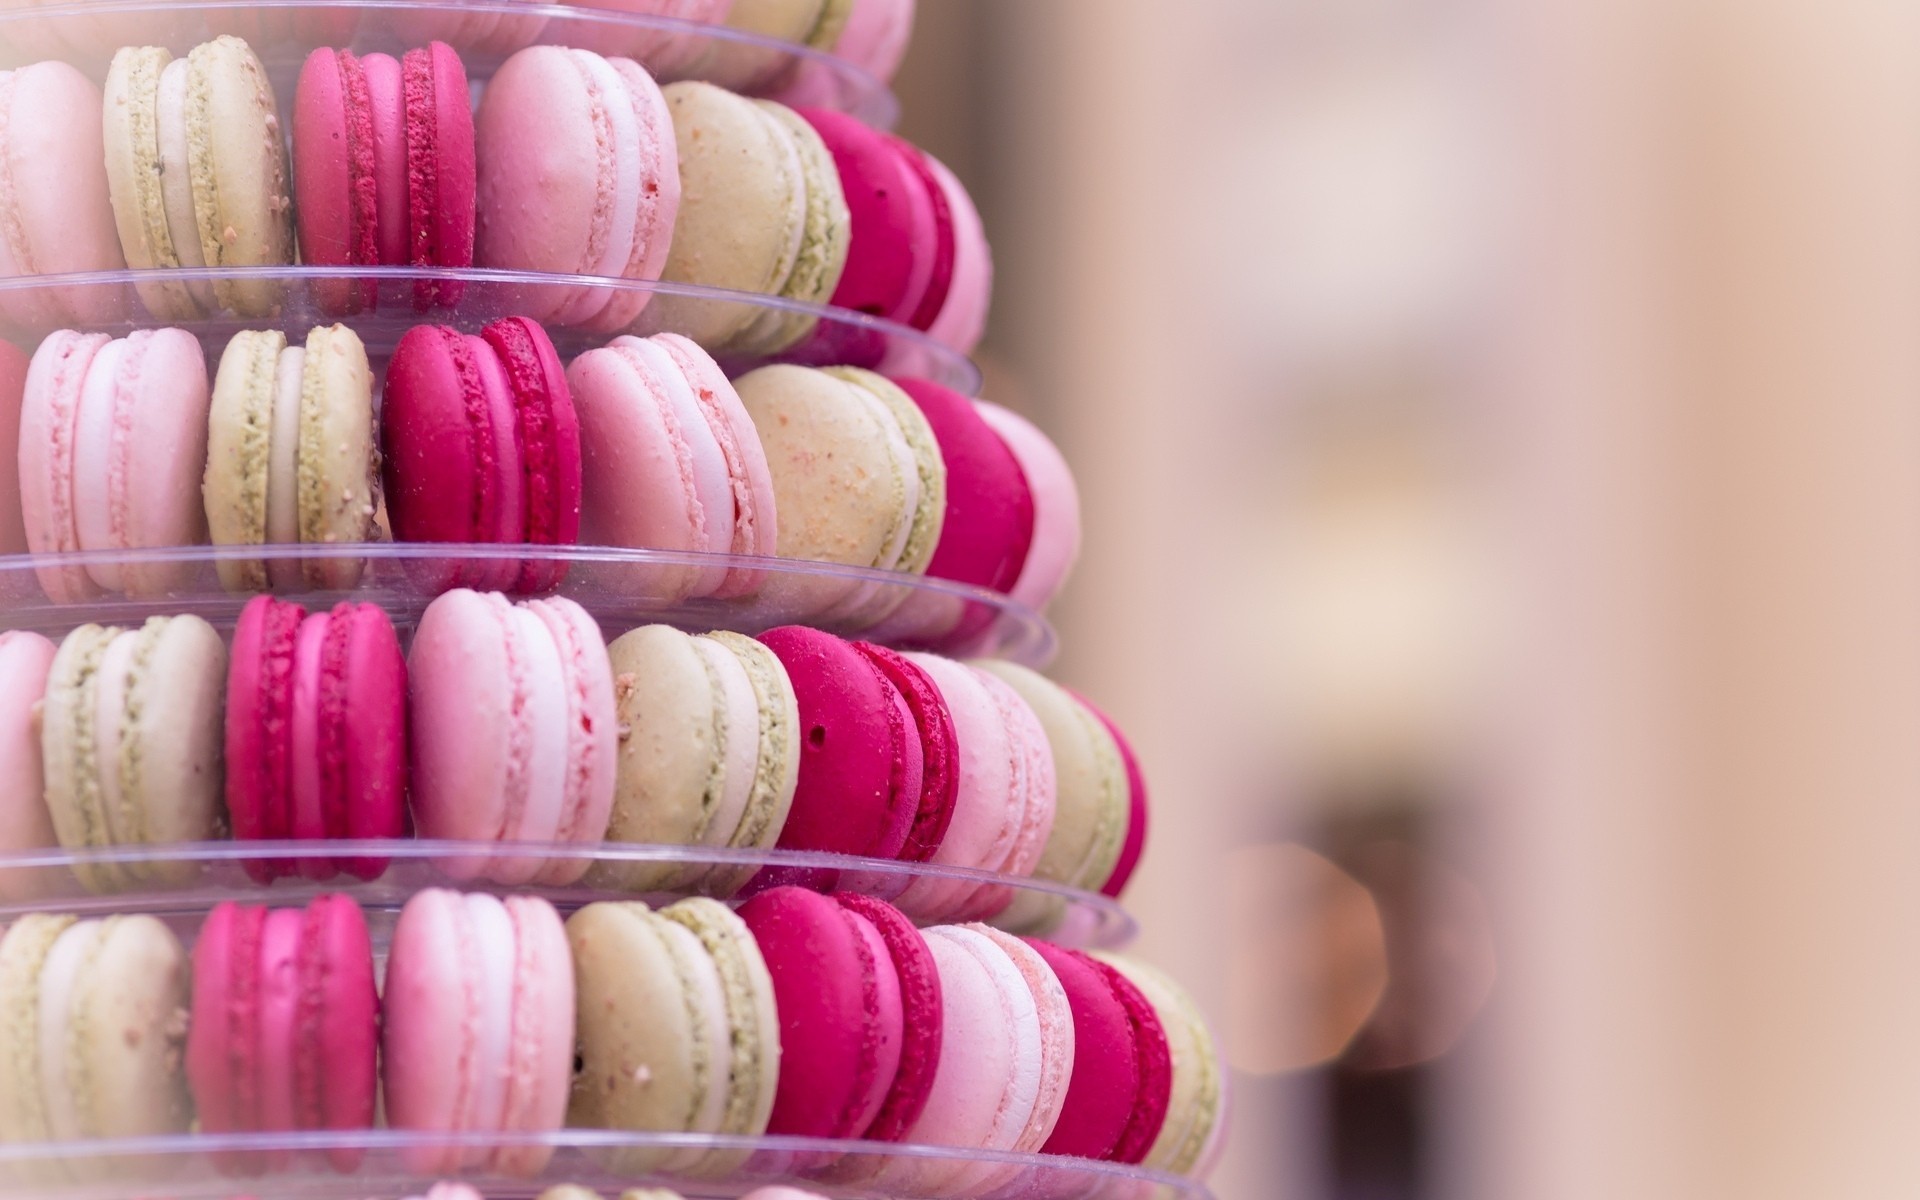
<box><xmin>1026</xmin><ymin>940</ymin><xmax>1171</xmax><ymax>1163</ymax></box>
<box><xmin>834</xmin><ymin>893</ymin><xmax>943</xmax><ymax>1142</ymax></box>
<box><xmin>294</xmin><ymin>42</ymin><xmax>476</xmax><ymax>311</ymax></box>
<box><xmin>0</xmin><ymin>631</ymin><xmax>58</xmax><ymax>900</ymax></box>
<box><xmin>40</xmin><ymin>616</ymin><xmax>226</xmax><ymax>893</ymax></box>
<box><xmin>568</xmin><ymin>333</ymin><xmax>777</xmax><ymax>601</ymax></box>
<box><xmin>408</xmin><ymin>590</ymin><xmax>616</xmax><ymax>885</ymax></box>
<box><xmin>568</xmin><ymin>899</ymin><xmax>781</xmax><ymax>1174</ymax></box>
<box><xmin>738</xmin><ymin>887</ymin><xmax>903</xmax><ymax>1141</ymax></box>
<box><xmin>383</xmin><ymin>891</ymin><xmax>575</xmax><ymax>1177</ymax></box>
<box><xmin>102</xmin><ymin>37</ymin><xmax>296</xmax><ymax>319</ymax></box>
<box><xmin>0</xmin><ymin>914</ymin><xmax>192</xmax><ymax>1163</ymax></box>
<box><xmin>852</xmin><ymin>642</ymin><xmax>958</xmax><ymax>862</ymax></box>
<box><xmin>475</xmin><ymin>46</ymin><xmax>680</xmax><ymax>328</ymax></box>
<box><xmin>652</xmin><ymin>83</ymin><xmax>850</xmax><ymax>354</ymax></box>
<box><xmin>187</xmin><ymin>897</ymin><xmax>379</xmax><ymax>1173</ymax></box>
<box><xmin>1093</xmin><ymin>954</ymin><xmax>1223</xmax><ymax>1177</ymax></box>
<box><xmin>756</xmin><ymin>626</ymin><xmax>922</xmax><ymax>872</ymax></box>
<box><xmin>0</xmin><ymin>61</ymin><xmax>125</xmax><ymax>330</ymax></box>
<box><xmin>205</xmin><ymin>325</ymin><xmax>378</xmax><ymax>592</ymax></box>
<box><xmin>19</xmin><ymin>328</ymin><xmax>211</xmax><ymax>601</ymax></box>
<box><xmin>381</xmin><ymin>318</ymin><xmax>582</xmax><ymax>591</ymax></box>
<box><xmin>225</xmin><ymin>596</ymin><xmax>407</xmax><ymax>884</ymax></box>
<box><xmin>591</xmin><ymin>625</ymin><xmax>800</xmax><ymax>893</ymax></box>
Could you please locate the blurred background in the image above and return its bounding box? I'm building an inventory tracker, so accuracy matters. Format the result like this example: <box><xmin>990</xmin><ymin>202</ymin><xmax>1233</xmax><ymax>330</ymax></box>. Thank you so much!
<box><xmin>896</xmin><ymin>2</ymin><xmax>1920</xmax><ymax>1198</ymax></box>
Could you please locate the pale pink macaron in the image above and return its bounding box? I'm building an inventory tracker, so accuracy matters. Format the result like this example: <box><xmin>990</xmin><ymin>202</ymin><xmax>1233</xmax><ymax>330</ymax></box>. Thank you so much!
<box><xmin>407</xmin><ymin>591</ymin><xmax>618</xmax><ymax>886</ymax></box>
<box><xmin>891</xmin><ymin>923</ymin><xmax>1070</xmax><ymax>1195</ymax></box>
<box><xmin>0</xmin><ymin>630</ymin><xmax>58</xmax><ymax>901</ymax></box>
<box><xmin>475</xmin><ymin>46</ymin><xmax>680</xmax><ymax>331</ymax></box>
<box><xmin>894</xmin><ymin>654</ymin><xmax>1055</xmax><ymax>923</ymax></box>
<box><xmin>972</xmin><ymin>400</ymin><xmax>1081</xmax><ymax>618</ymax></box>
<box><xmin>920</xmin><ymin>151</ymin><xmax>991</xmax><ymax>358</ymax></box>
<box><xmin>382</xmin><ymin>890</ymin><xmax>575</xmax><ymax>1177</ymax></box>
<box><xmin>0</xmin><ymin>62</ymin><xmax>126</xmax><ymax>332</ymax></box>
<box><xmin>18</xmin><ymin>329</ymin><xmax>212</xmax><ymax>602</ymax></box>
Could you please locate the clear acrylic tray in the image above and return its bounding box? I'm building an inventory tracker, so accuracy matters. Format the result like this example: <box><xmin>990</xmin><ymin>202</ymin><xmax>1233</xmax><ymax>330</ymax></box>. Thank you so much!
<box><xmin>0</xmin><ymin>1130</ymin><xmax>1216</xmax><ymax>1199</ymax></box>
<box><xmin>0</xmin><ymin>267</ymin><xmax>980</xmax><ymax>394</ymax></box>
<box><xmin>0</xmin><ymin>544</ymin><xmax>1055</xmax><ymax>664</ymax></box>
<box><xmin>0</xmin><ymin>0</ymin><xmax>899</xmax><ymax>125</ymax></box>
<box><xmin>0</xmin><ymin>841</ymin><xmax>1135</xmax><ymax>948</ymax></box>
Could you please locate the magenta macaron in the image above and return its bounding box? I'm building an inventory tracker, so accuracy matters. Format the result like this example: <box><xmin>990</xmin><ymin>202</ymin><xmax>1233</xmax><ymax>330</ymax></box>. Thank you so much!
<box><xmin>294</xmin><ymin>42</ymin><xmax>476</xmax><ymax>311</ymax></box>
<box><xmin>1027</xmin><ymin>939</ymin><xmax>1173</xmax><ymax>1164</ymax></box>
<box><xmin>382</xmin><ymin>889</ymin><xmax>574</xmax><ymax>1176</ymax></box>
<box><xmin>407</xmin><ymin>590</ymin><xmax>617</xmax><ymax>886</ymax></box>
<box><xmin>381</xmin><ymin>317</ymin><xmax>582</xmax><ymax>592</ymax></box>
<box><xmin>225</xmin><ymin>595</ymin><xmax>408</xmax><ymax>884</ymax></box>
<box><xmin>186</xmin><ymin>896</ymin><xmax>379</xmax><ymax>1174</ymax></box>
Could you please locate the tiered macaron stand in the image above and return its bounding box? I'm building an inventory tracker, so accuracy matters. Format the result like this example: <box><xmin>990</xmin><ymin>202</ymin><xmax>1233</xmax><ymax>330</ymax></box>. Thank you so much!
<box><xmin>0</xmin><ymin>4</ymin><xmax>1219</xmax><ymax>1198</ymax></box>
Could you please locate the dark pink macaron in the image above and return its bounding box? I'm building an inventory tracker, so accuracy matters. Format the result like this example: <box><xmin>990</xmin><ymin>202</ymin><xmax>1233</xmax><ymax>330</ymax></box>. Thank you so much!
<box><xmin>294</xmin><ymin>42</ymin><xmax>475</xmax><ymax>311</ymax></box>
<box><xmin>851</xmin><ymin>641</ymin><xmax>958</xmax><ymax>863</ymax></box>
<box><xmin>381</xmin><ymin>318</ymin><xmax>581</xmax><ymax>592</ymax></box>
<box><xmin>756</xmin><ymin>626</ymin><xmax>924</xmax><ymax>874</ymax></box>
<box><xmin>186</xmin><ymin>896</ymin><xmax>379</xmax><ymax>1174</ymax></box>
<box><xmin>1027</xmin><ymin>939</ymin><xmax>1174</xmax><ymax>1164</ymax></box>
<box><xmin>894</xmin><ymin>375</ymin><xmax>1035</xmax><ymax>598</ymax></box>
<box><xmin>834</xmin><ymin>893</ymin><xmax>943</xmax><ymax>1142</ymax></box>
<box><xmin>738</xmin><ymin>887</ymin><xmax>905</xmax><ymax>1141</ymax></box>
<box><xmin>798</xmin><ymin>106</ymin><xmax>926</xmax><ymax>326</ymax></box>
<box><xmin>226</xmin><ymin>596</ymin><xmax>407</xmax><ymax>883</ymax></box>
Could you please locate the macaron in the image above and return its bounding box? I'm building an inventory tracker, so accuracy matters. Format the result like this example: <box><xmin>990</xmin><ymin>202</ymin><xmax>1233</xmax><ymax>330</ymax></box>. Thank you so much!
<box><xmin>294</xmin><ymin>42</ymin><xmax>476</xmax><ymax>311</ymax></box>
<box><xmin>0</xmin><ymin>61</ymin><xmax>125</xmax><ymax>331</ymax></box>
<box><xmin>1026</xmin><ymin>940</ymin><xmax>1172</xmax><ymax>1164</ymax></box>
<box><xmin>383</xmin><ymin>890</ymin><xmax>575</xmax><ymax>1177</ymax></box>
<box><xmin>894</xmin><ymin>653</ymin><xmax>1054</xmax><ymax>923</ymax></box>
<box><xmin>1074</xmin><ymin>691</ymin><xmax>1149</xmax><ymax>899</ymax></box>
<box><xmin>832</xmin><ymin>0</ymin><xmax>914</xmax><ymax>81</ymax></box>
<box><xmin>19</xmin><ymin>328</ymin><xmax>211</xmax><ymax>601</ymax></box>
<box><xmin>1091</xmin><ymin>953</ymin><xmax>1225</xmax><ymax>1177</ymax></box>
<box><xmin>865</xmin><ymin>375</ymin><xmax>1035</xmax><ymax>648</ymax></box>
<box><xmin>205</xmin><ymin>324</ymin><xmax>379</xmax><ymax>592</ymax></box>
<box><xmin>589</xmin><ymin>625</ymin><xmax>799</xmax><ymax>894</ymax></box>
<box><xmin>737</xmin><ymin>887</ymin><xmax>904</xmax><ymax>1140</ymax></box>
<box><xmin>0</xmin><ymin>630</ymin><xmax>59</xmax><ymax>901</ymax></box>
<box><xmin>829</xmin><ymin>892</ymin><xmax>943</xmax><ymax>1143</ymax></box>
<box><xmin>649</xmin><ymin>84</ymin><xmax>849</xmax><ymax>355</ymax></box>
<box><xmin>187</xmin><ymin>896</ymin><xmax>379</xmax><ymax>1174</ymax></box>
<box><xmin>408</xmin><ymin>590</ymin><xmax>616</xmax><ymax>886</ymax></box>
<box><xmin>975</xmin><ymin>661</ymin><xmax>1129</xmax><ymax>930</ymax></box>
<box><xmin>381</xmin><ymin>317</ymin><xmax>582</xmax><ymax>593</ymax></box>
<box><xmin>225</xmin><ymin>596</ymin><xmax>407</xmax><ymax>884</ymax></box>
<box><xmin>973</xmin><ymin>400</ymin><xmax>1082</xmax><ymax>617</ymax></box>
<box><xmin>0</xmin><ymin>914</ymin><xmax>192</xmax><ymax>1175</ymax></box>
<box><xmin>103</xmin><ymin>37</ymin><xmax>296</xmax><ymax>319</ymax></box>
<box><xmin>734</xmin><ymin>365</ymin><xmax>945</xmax><ymax>624</ymax></box>
<box><xmin>795</xmin><ymin>107</ymin><xmax>933</xmax><ymax>327</ymax></box>
<box><xmin>567</xmin><ymin>898</ymin><xmax>781</xmax><ymax>1175</ymax></box>
<box><xmin>40</xmin><ymin>616</ymin><xmax>226</xmax><ymax>893</ymax></box>
<box><xmin>919</xmin><ymin>149</ymin><xmax>992</xmax><ymax>356</ymax></box>
<box><xmin>754</xmin><ymin>625</ymin><xmax>922</xmax><ymax>880</ymax></box>
<box><xmin>851</xmin><ymin>641</ymin><xmax>958</xmax><ymax>866</ymax></box>
<box><xmin>474</xmin><ymin>46</ymin><xmax>679</xmax><ymax>331</ymax></box>
<box><xmin>0</xmin><ymin>339</ymin><xmax>27</xmax><ymax>555</ymax></box>
<box><xmin>567</xmin><ymin>332</ymin><xmax>778</xmax><ymax>601</ymax></box>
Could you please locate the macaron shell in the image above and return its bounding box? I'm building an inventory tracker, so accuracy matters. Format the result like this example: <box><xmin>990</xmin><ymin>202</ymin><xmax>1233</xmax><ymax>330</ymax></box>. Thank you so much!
<box><xmin>657</xmin><ymin>896</ymin><xmax>782</xmax><ymax>1163</ymax></box>
<box><xmin>800</xmin><ymin>106</ymin><xmax>920</xmax><ymax>322</ymax></box>
<box><xmin>330</xmin><ymin>603</ymin><xmax>410</xmax><ymax>875</ymax></box>
<box><xmin>0</xmin><ymin>631</ymin><xmax>57</xmax><ymax>895</ymax></box>
<box><xmin>898</xmin><ymin>375</ymin><xmax>1035</xmax><ymax>595</ymax></box>
<box><xmin>890</xmin><ymin>652</ymin><xmax>1015</xmax><ymax>920</ymax></box>
<box><xmin>852</xmin><ymin>642</ymin><xmax>958</xmax><ymax>863</ymax></box>
<box><xmin>409</xmin><ymin>41</ymin><xmax>478</xmax><ymax>305</ymax></box>
<box><xmin>700</xmin><ymin>630</ymin><xmax>801</xmax><ymax>896</ymax></box>
<box><xmin>297</xmin><ymin>323</ymin><xmax>378</xmax><ymax>589</ymax></box>
<box><xmin>119</xmin><ymin>616</ymin><xmax>228</xmax><ymax>874</ymax></box>
<box><xmin>727</xmin><ymin>100</ymin><xmax>848</xmax><ymax>355</ymax></box>
<box><xmin>64</xmin><ymin>916</ymin><xmax>194</xmax><ymax>1145</ymax></box>
<box><xmin>0</xmin><ymin>62</ymin><xmax>125</xmax><ymax>329</ymax></box>
<box><xmin>655</xmin><ymin>333</ymin><xmax>779</xmax><ymax>597</ymax></box>
<box><xmin>1074</xmin><ymin>691</ymin><xmax>1148</xmax><ymax>898</ymax></box>
<box><xmin>834</xmin><ymin>893</ymin><xmax>942</xmax><ymax>1142</ymax></box>
<box><xmin>586</xmin><ymin>55</ymin><xmax>681</xmax><ymax>333</ymax></box>
<box><xmin>495</xmin><ymin>894</ymin><xmax>575</xmax><ymax>1175</ymax></box>
<box><xmin>406</xmin><ymin>591</ymin><xmax>522</xmax><ymax>870</ymax></box>
<box><xmin>1088</xmin><ymin>951</ymin><xmax>1172</xmax><ymax>1166</ymax></box>
<box><xmin>381</xmin><ymin>889</ymin><xmax>483</xmax><ymax>1173</ymax></box>
<box><xmin>187</xmin><ymin>36</ymin><xmax>297</xmax><ymax>315</ymax></box>
<box><xmin>303</xmin><ymin>895</ymin><xmax>380</xmax><ymax>1167</ymax></box>
<box><xmin>1093</xmin><ymin>953</ymin><xmax>1222</xmax><ymax>1177</ymax></box>
<box><xmin>973</xmin><ymin>399</ymin><xmax>1080</xmax><ymax>615</ymax></box>
<box><xmin>18</xmin><ymin>331</ymin><xmax>108</xmax><ymax>602</ymax></box>
<box><xmin>922</xmin><ymin>150</ymin><xmax>992</xmax><ymax>355</ymax></box>
<box><xmin>959</xmin><ymin>664</ymin><xmax>1056</xmax><ymax>924</ymax></box>
<box><xmin>204</xmin><ymin>329</ymin><xmax>286</xmax><ymax>592</ymax></box>
<box><xmin>973</xmin><ymin>926</ymin><xmax>1072</xmax><ymax>1155</ymax></box>
<box><xmin>292</xmin><ymin>47</ymin><xmax>379</xmax><ymax>309</ymax></box>
<box><xmin>523</xmin><ymin>597</ymin><xmax>617</xmax><ymax>884</ymax></box>
<box><xmin>0</xmin><ymin>914</ymin><xmax>71</xmax><ymax>1155</ymax></box>
<box><xmin>484</xmin><ymin>316</ymin><xmax>582</xmax><ymax>593</ymax></box>
<box><xmin>1026</xmin><ymin>940</ymin><xmax>1139</xmax><ymax>1161</ymax></box>
<box><xmin>224</xmin><ymin>595</ymin><xmax>305</xmax><ymax>881</ymax></box>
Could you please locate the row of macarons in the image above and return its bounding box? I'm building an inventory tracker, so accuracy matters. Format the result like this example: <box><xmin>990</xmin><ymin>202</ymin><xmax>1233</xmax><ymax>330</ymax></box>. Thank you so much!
<box><xmin>1</xmin><ymin>0</ymin><xmax>915</xmax><ymax>92</ymax></box>
<box><xmin>0</xmin><ymin>591</ymin><xmax>1146</xmax><ymax>926</ymax></box>
<box><xmin>0</xmin><ymin>889</ymin><xmax>1223</xmax><ymax>1188</ymax></box>
<box><xmin>411</xmin><ymin>1189</ymin><xmax>826</xmax><ymax>1200</ymax></box>
<box><xmin>3</xmin><ymin>37</ymin><xmax>987</xmax><ymax>359</ymax></box>
<box><xmin>3</xmin><ymin>319</ymin><xmax>1075</xmax><ymax>632</ymax></box>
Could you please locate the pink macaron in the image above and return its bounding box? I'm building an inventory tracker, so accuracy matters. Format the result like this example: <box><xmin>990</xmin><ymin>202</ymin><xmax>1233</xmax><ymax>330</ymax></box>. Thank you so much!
<box><xmin>407</xmin><ymin>590</ymin><xmax>617</xmax><ymax>886</ymax></box>
<box><xmin>381</xmin><ymin>317</ymin><xmax>582</xmax><ymax>593</ymax></box>
<box><xmin>567</xmin><ymin>332</ymin><xmax>778</xmax><ymax>601</ymax></box>
<box><xmin>973</xmin><ymin>399</ymin><xmax>1081</xmax><ymax>618</ymax></box>
<box><xmin>0</xmin><ymin>62</ymin><xmax>126</xmax><ymax>332</ymax></box>
<box><xmin>834</xmin><ymin>892</ymin><xmax>943</xmax><ymax>1144</ymax></box>
<box><xmin>475</xmin><ymin>46</ymin><xmax>680</xmax><ymax>330</ymax></box>
<box><xmin>918</xmin><ymin>149</ymin><xmax>991</xmax><ymax>357</ymax></box>
<box><xmin>851</xmin><ymin>642</ymin><xmax>959</xmax><ymax>866</ymax></box>
<box><xmin>0</xmin><ymin>339</ymin><xmax>29</xmax><ymax>556</ymax></box>
<box><xmin>294</xmin><ymin>42</ymin><xmax>476</xmax><ymax>311</ymax></box>
<box><xmin>382</xmin><ymin>890</ymin><xmax>574</xmax><ymax>1177</ymax></box>
<box><xmin>1028</xmin><ymin>940</ymin><xmax>1174</xmax><ymax>1165</ymax></box>
<box><xmin>18</xmin><ymin>328</ymin><xmax>211</xmax><ymax>602</ymax></box>
<box><xmin>1072</xmin><ymin>691</ymin><xmax>1149</xmax><ymax>899</ymax></box>
<box><xmin>187</xmin><ymin>896</ymin><xmax>379</xmax><ymax>1175</ymax></box>
<box><xmin>0</xmin><ymin>630</ymin><xmax>58</xmax><ymax>901</ymax></box>
<box><xmin>225</xmin><ymin>596</ymin><xmax>408</xmax><ymax>885</ymax></box>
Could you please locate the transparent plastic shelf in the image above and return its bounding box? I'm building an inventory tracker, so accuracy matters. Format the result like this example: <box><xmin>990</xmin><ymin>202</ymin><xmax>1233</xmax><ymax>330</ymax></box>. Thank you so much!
<box><xmin>0</xmin><ymin>0</ymin><xmax>897</xmax><ymax>125</ymax></box>
<box><xmin>0</xmin><ymin>543</ymin><xmax>1055</xmax><ymax>665</ymax></box>
<box><xmin>0</xmin><ymin>267</ymin><xmax>979</xmax><ymax>394</ymax></box>
<box><xmin>0</xmin><ymin>1130</ymin><xmax>1215</xmax><ymax>1199</ymax></box>
<box><xmin>0</xmin><ymin>841</ymin><xmax>1135</xmax><ymax>948</ymax></box>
